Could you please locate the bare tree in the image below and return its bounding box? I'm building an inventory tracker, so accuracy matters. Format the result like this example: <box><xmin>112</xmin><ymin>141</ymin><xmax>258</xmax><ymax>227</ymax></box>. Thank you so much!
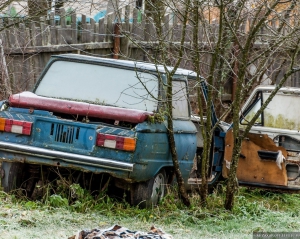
<box><xmin>112</xmin><ymin>0</ymin><xmax>300</xmax><ymax>209</ymax></box>
<box><xmin>191</xmin><ymin>0</ymin><xmax>300</xmax><ymax>210</ymax></box>
<box><xmin>28</xmin><ymin>0</ymin><xmax>49</xmax><ymax>22</ymax></box>
<box><xmin>2</xmin><ymin>0</ymin><xmax>300</xmax><ymax>210</ymax></box>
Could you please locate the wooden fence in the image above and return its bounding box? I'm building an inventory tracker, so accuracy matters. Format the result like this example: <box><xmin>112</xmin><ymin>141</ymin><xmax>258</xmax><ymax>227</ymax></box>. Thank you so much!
<box><xmin>0</xmin><ymin>5</ymin><xmax>299</xmax><ymax>98</ymax></box>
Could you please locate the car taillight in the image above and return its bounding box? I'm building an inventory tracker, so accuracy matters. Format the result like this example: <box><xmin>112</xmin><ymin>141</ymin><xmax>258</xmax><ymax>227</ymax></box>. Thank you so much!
<box><xmin>96</xmin><ymin>133</ymin><xmax>136</xmax><ymax>152</ymax></box>
<box><xmin>0</xmin><ymin>118</ymin><xmax>32</xmax><ymax>135</ymax></box>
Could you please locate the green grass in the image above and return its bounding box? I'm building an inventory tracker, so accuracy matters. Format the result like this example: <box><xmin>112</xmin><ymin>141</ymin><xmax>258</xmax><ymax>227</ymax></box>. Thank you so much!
<box><xmin>1</xmin><ymin>184</ymin><xmax>300</xmax><ymax>239</ymax></box>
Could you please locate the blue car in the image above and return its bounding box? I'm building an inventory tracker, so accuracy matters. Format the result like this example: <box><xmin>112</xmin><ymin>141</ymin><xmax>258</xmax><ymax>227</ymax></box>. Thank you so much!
<box><xmin>0</xmin><ymin>54</ymin><xmax>225</xmax><ymax>207</ymax></box>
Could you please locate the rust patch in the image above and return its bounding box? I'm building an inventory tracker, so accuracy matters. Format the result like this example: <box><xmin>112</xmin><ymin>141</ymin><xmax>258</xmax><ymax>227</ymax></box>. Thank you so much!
<box><xmin>223</xmin><ymin>129</ymin><xmax>288</xmax><ymax>186</ymax></box>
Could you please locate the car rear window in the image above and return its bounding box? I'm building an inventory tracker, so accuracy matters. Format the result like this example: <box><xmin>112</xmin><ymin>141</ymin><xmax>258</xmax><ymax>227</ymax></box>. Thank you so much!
<box><xmin>35</xmin><ymin>61</ymin><xmax>159</xmax><ymax>112</ymax></box>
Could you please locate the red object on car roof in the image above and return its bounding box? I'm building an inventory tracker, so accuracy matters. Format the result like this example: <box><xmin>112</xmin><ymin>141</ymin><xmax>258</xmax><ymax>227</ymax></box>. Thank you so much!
<box><xmin>9</xmin><ymin>92</ymin><xmax>153</xmax><ymax>123</ymax></box>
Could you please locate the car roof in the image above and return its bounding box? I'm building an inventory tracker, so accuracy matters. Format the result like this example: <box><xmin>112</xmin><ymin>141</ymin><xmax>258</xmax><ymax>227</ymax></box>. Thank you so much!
<box><xmin>52</xmin><ymin>54</ymin><xmax>197</xmax><ymax>78</ymax></box>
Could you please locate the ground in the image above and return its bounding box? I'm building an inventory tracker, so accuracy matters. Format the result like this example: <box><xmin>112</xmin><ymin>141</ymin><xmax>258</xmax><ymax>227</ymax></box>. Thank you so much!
<box><xmin>1</xmin><ymin>187</ymin><xmax>300</xmax><ymax>239</ymax></box>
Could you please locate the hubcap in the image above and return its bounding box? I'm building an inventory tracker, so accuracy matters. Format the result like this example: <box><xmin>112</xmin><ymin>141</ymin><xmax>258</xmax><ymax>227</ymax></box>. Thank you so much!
<box><xmin>151</xmin><ymin>172</ymin><xmax>165</xmax><ymax>203</ymax></box>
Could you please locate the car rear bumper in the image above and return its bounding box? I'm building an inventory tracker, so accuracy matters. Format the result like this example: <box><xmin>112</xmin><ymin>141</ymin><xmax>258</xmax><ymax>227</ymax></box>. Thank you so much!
<box><xmin>0</xmin><ymin>141</ymin><xmax>134</xmax><ymax>172</ymax></box>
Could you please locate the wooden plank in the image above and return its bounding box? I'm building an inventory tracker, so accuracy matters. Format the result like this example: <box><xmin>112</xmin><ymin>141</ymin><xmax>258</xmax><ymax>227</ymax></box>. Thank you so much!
<box><xmin>40</xmin><ymin>17</ymin><xmax>50</xmax><ymax>46</ymax></box>
<box><xmin>60</xmin><ymin>8</ymin><xmax>66</xmax><ymax>29</ymax></box>
<box><xmin>85</xmin><ymin>23</ymin><xmax>91</xmax><ymax>43</ymax></box>
<box><xmin>22</xmin><ymin>56</ymin><xmax>30</xmax><ymax>90</ymax></box>
<box><xmin>198</xmin><ymin>20</ymin><xmax>203</xmax><ymax>42</ymax></box>
<box><xmin>4</xmin><ymin>42</ymin><xmax>114</xmax><ymax>54</ymax></box>
<box><xmin>90</xmin><ymin>18</ymin><xmax>95</xmax><ymax>42</ymax></box>
<box><xmin>30</xmin><ymin>22</ymin><xmax>36</xmax><ymax>46</ymax></box>
<box><xmin>18</xmin><ymin>23</ymin><xmax>27</xmax><ymax>47</ymax></box>
<box><xmin>163</xmin><ymin>14</ymin><xmax>170</xmax><ymax>42</ymax></box>
<box><xmin>106</xmin><ymin>13</ymin><xmax>114</xmax><ymax>42</ymax></box>
<box><xmin>35</xmin><ymin>27</ymin><xmax>43</xmax><ymax>46</ymax></box>
<box><xmin>134</xmin><ymin>10</ymin><xmax>145</xmax><ymax>41</ymax></box>
<box><xmin>50</xmin><ymin>26</ymin><xmax>57</xmax><ymax>45</ymax></box>
<box><xmin>209</xmin><ymin>23</ymin><xmax>218</xmax><ymax>43</ymax></box>
<box><xmin>80</xmin><ymin>14</ymin><xmax>87</xmax><ymax>43</ymax></box>
<box><xmin>28</xmin><ymin>55</ymin><xmax>35</xmax><ymax>90</ymax></box>
<box><xmin>98</xmin><ymin>18</ymin><xmax>105</xmax><ymax>42</ymax></box>
<box><xmin>144</xmin><ymin>18</ymin><xmax>155</xmax><ymax>42</ymax></box>
<box><xmin>65</xmin><ymin>25</ymin><xmax>72</xmax><ymax>44</ymax></box>
<box><xmin>113</xmin><ymin>23</ymin><xmax>120</xmax><ymax>59</ymax></box>
<box><xmin>24</xmin><ymin>27</ymin><xmax>31</xmax><ymax>48</ymax></box>
<box><xmin>0</xmin><ymin>39</ymin><xmax>12</xmax><ymax>96</ymax></box>
<box><xmin>0</xmin><ymin>19</ymin><xmax>9</xmax><ymax>49</ymax></box>
<box><xmin>71</xmin><ymin>12</ymin><xmax>78</xmax><ymax>44</ymax></box>
<box><xmin>94</xmin><ymin>23</ymin><xmax>100</xmax><ymax>42</ymax></box>
<box><xmin>120</xmin><ymin>5</ymin><xmax>130</xmax><ymax>58</ymax></box>
<box><xmin>49</xmin><ymin>12</ymin><xmax>55</xmax><ymax>26</ymax></box>
<box><xmin>185</xmin><ymin>24</ymin><xmax>193</xmax><ymax>42</ymax></box>
<box><xmin>58</xmin><ymin>8</ymin><xmax>67</xmax><ymax>44</ymax></box>
<box><xmin>0</xmin><ymin>32</ymin><xmax>7</xmax><ymax>49</ymax></box>
<box><xmin>7</xmin><ymin>19</ymin><xmax>16</xmax><ymax>48</ymax></box>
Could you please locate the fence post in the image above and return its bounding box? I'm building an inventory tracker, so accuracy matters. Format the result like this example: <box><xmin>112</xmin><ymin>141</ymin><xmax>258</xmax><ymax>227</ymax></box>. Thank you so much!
<box><xmin>113</xmin><ymin>23</ymin><xmax>121</xmax><ymax>59</ymax></box>
<box><xmin>0</xmin><ymin>39</ymin><xmax>12</xmax><ymax>97</ymax></box>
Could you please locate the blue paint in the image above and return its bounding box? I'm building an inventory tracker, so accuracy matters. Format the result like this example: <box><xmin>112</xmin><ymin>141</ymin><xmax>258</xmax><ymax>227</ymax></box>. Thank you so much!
<box><xmin>0</xmin><ymin>54</ymin><xmax>225</xmax><ymax>190</ymax></box>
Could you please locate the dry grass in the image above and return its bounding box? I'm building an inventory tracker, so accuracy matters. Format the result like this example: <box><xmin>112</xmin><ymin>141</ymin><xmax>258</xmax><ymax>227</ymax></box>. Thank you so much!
<box><xmin>1</xmin><ymin>186</ymin><xmax>300</xmax><ymax>239</ymax></box>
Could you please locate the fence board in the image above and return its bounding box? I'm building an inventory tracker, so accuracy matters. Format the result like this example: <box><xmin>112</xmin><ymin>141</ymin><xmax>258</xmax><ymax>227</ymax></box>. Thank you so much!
<box><xmin>132</xmin><ymin>8</ymin><xmax>144</xmax><ymax>41</ymax></box>
<box><xmin>1</xmin><ymin>4</ymin><xmax>299</xmax><ymax>95</ymax></box>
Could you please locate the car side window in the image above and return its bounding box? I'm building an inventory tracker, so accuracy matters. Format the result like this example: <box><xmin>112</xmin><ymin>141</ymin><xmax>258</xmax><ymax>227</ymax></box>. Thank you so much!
<box><xmin>240</xmin><ymin>92</ymin><xmax>262</xmax><ymax>125</ymax></box>
<box><xmin>172</xmin><ymin>80</ymin><xmax>189</xmax><ymax>119</ymax></box>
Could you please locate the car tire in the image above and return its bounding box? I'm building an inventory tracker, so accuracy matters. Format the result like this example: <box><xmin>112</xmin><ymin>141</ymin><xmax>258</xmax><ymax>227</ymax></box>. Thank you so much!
<box><xmin>1</xmin><ymin>162</ymin><xmax>24</xmax><ymax>192</ymax></box>
<box><xmin>131</xmin><ymin>169</ymin><xmax>167</xmax><ymax>208</ymax></box>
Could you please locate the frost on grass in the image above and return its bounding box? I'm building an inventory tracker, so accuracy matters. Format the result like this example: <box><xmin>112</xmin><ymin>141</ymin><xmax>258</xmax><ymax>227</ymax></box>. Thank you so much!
<box><xmin>1</xmin><ymin>189</ymin><xmax>300</xmax><ymax>239</ymax></box>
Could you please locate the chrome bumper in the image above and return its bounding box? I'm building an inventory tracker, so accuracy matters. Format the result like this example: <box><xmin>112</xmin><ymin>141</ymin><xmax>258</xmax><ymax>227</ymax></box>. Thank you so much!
<box><xmin>0</xmin><ymin>141</ymin><xmax>134</xmax><ymax>172</ymax></box>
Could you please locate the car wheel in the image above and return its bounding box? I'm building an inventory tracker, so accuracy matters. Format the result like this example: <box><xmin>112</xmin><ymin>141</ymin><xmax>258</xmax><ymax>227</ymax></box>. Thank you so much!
<box><xmin>131</xmin><ymin>169</ymin><xmax>167</xmax><ymax>208</ymax></box>
<box><xmin>1</xmin><ymin>162</ymin><xmax>24</xmax><ymax>192</ymax></box>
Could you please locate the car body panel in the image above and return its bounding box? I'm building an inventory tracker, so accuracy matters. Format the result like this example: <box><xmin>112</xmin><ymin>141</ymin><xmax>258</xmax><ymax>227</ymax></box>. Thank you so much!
<box><xmin>0</xmin><ymin>54</ymin><xmax>201</xmax><ymax>189</ymax></box>
<box><xmin>223</xmin><ymin>86</ymin><xmax>300</xmax><ymax>190</ymax></box>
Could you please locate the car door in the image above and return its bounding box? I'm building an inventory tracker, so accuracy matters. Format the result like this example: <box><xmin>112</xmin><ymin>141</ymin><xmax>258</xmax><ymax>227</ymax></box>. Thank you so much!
<box><xmin>223</xmin><ymin>87</ymin><xmax>300</xmax><ymax>188</ymax></box>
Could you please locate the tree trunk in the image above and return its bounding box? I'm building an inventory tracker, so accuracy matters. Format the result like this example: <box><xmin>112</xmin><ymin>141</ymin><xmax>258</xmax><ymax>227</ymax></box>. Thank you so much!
<box><xmin>166</xmin><ymin>75</ymin><xmax>190</xmax><ymax>207</ymax></box>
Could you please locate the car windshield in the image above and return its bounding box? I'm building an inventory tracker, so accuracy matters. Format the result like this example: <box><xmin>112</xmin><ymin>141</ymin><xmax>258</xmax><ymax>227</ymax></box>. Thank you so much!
<box><xmin>34</xmin><ymin>60</ymin><xmax>159</xmax><ymax>112</ymax></box>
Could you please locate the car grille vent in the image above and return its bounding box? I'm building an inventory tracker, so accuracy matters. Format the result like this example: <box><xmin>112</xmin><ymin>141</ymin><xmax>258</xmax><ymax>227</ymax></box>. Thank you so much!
<box><xmin>50</xmin><ymin>123</ymin><xmax>80</xmax><ymax>144</ymax></box>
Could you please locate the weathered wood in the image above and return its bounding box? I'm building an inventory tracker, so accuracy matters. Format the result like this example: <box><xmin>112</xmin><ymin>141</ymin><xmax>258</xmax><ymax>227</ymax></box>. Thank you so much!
<box><xmin>40</xmin><ymin>17</ymin><xmax>49</xmax><ymax>46</ymax></box>
<box><xmin>106</xmin><ymin>13</ymin><xmax>114</xmax><ymax>42</ymax></box>
<box><xmin>94</xmin><ymin>23</ymin><xmax>100</xmax><ymax>42</ymax></box>
<box><xmin>17</xmin><ymin>23</ymin><xmax>26</xmax><ymax>47</ymax></box>
<box><xmin>144</xmin><ymin>17</ymin><xmax>156</xmax><ymax>42</ymax></box>
<box><xmin>35</xmin><ymin>27</ymin><xmax>42</xmax><ymax>46</ymax></box>
<box><xmin>30</xmin><ymin>22</ymin><xmax>36</xmax><ymax>46</ymax></box>
<box><xmin>98</xmin><ymin>18</ymin><xmax>105</xmax><ymax>42</ymax></box>
<box><xmin>163</xmin><ymin>14</ymin><xmax>170</xmax><ymax>42</ymax></box>
<box><xmin>4</xmin><ymin>42</ymin><xmax>113</xmax><ymax>54</ymax></box>
<box><xmin>49</xmin><ymin>12</ymin><xmax>55</xmax><ymax>26</ymax></box>
<box><xmin>71</xmin><ymin>12</ymin><xmax>77</xmax><ymax>44</ymax></box>
<box><xmin>172</xmin><ymin>14</ymin><xmax>182</xmax><ymax>41</ymax></box>
<box><xmin>0</xmin><ymin>39</ymin><xmax>11</xmax><ymax>96</ymax></box>
<box><xmin>85</xmin><ymin>23</ymin><xmax>92</xmax><ymax>43</ymax></box>
<box><xmin>132</xmin><ymin>8</ymin><xmax>144</xmax><ymax>41</ymax></box>
<box><xmin>80</xmin><ymin>14</ymin><xmax>88</xmax><ymax>43</ymax></box>
<box><xmin>58</xmin><ymin>8</ymin><xmax>68</xmax><ymax>45</ymax></box>
<box><xmin>25</xmin><ymin>28</ymin><xmax>31</xmax><ymax>48</ymax></box>
<box><xmin>113</xmin><ymin>23</ymin><xmax>120</xmax><ymax>59</ymax></box>
<box><xmin>0</xmin><ymin>19</ymin><xmax>9</xmax><ymax>49</ymax></box>
<box><xmin>1</xmin><ymin>4</ymin><xmax>299</xmax><ymax>95</ymax></box>
<box><xmin>90</xmin><ymin>18</ymin><xmax>95</xmax><ymax>42</ymax></box>
<box><xmin>7</xmin><ymin>19</ymin><xmax>16</xmax><ymax>48</ymax></box>
<box><xmin>50</xmin><ymin>26</ymin><xmax>57</xmax><ymax>45</ymax></box>
<box><xmin>120</xmin><ymin>5</ymin><xmax>130</xmax><ymax>58</ymax></box>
